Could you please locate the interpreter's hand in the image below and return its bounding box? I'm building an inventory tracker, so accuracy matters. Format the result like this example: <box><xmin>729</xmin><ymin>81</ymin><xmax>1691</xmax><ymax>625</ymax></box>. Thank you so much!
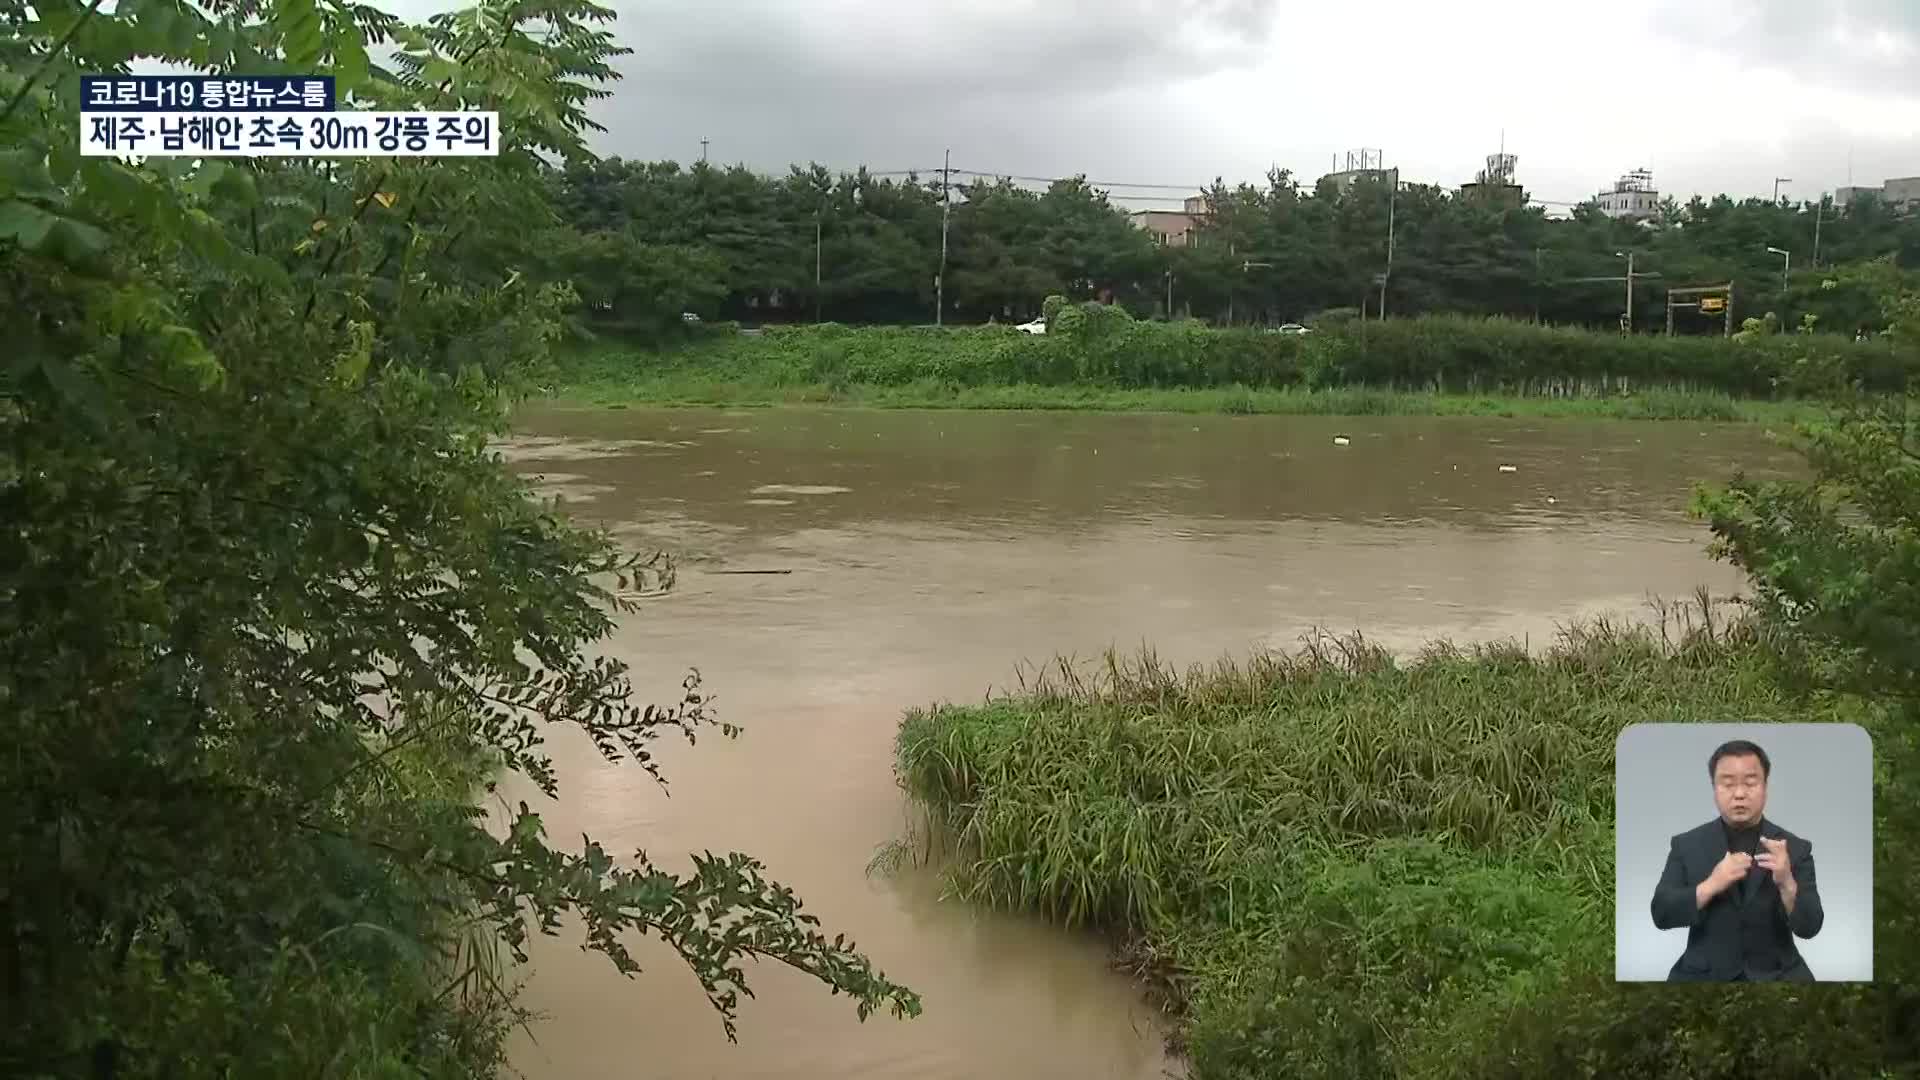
<box><xmin>1710</xmin><ymin>850</ymin><xmax>1754</xmax><ymax>891</ymax></box>
<box><xmin>1756</xmin><ymin>836</ymin><xmax>1794</xmax><ymax>888</ymax></box>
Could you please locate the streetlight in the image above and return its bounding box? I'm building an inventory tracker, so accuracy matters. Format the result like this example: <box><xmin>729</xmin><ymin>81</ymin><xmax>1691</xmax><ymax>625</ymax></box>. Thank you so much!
<box><xmin>1773</xmin><ymin>177</ymin><xmax>1791</xmax><ymax>204</ymax></box>
<box><xmin>1766</xmin><ymin>245</ymin><xmax>1791</xmax><ymax>305</ymax></box>
<box><xmin>1241</xmin><ymin>261</ymin><xmax>1272</xmax><ymax>327</ymax></box>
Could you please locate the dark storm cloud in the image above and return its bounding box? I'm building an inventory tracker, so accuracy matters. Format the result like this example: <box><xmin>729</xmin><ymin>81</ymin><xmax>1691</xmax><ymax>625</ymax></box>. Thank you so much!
<box><xmin>1671</xmin><ymin>0</ymin><xmax>1920</xmax><ymax>95</ymax></box>
<box><xmin>613</xmin><ymin>0</ymin><xmax>1274</xmax><ymax>102</ymax></box>
<box><xmin>591</xmin><ymin>0</ymin><xmax>1279</xmax><ymax>171</ymax></box>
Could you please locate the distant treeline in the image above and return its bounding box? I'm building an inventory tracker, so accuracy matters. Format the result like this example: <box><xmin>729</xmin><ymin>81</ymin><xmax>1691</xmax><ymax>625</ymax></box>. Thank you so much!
<box><xmin>544</xmin><ymin>157</ymin><xmax>1920</xmax><ymax>337</ymax></box>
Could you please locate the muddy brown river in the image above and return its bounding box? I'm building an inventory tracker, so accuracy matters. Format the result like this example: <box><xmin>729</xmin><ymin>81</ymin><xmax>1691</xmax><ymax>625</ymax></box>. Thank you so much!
<box><xmin>497</xmin><ymin>405</ymin><xmax>1798</xmax><ymax>1079</ymax></box>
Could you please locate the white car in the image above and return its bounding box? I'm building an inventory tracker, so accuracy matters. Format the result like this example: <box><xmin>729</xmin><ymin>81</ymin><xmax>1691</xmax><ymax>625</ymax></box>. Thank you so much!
<box><xmin>1274</xmin><ymin>323</ymin><xmax>1311</xmax><ymax>335</ymax></box>
<box><xmin>1015</xmin><ymin>315</ymin><xmax>1047</xmax><ymax>335</ymax></box>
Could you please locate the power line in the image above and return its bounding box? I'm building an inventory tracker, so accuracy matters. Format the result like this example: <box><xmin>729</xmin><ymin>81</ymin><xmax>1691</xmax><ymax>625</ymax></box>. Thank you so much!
<box><xmin>807</xmin><ymin>162</ymin><xmax>1591</xmax><ymax>210</ymax></box>
<box><xmin>944</xmin><ymin>166</ymin><xmax>1198</xmax><ymax>191</ymax></box>
<box><xmin>948</xmin><ymin>167</ymin><xmax>1206</xmax><ymax>192</ymax></box>
<box><xmin>786</xmin><ymin>160</ymin><xmax>1592</xmax><ymax>205</ymax></box>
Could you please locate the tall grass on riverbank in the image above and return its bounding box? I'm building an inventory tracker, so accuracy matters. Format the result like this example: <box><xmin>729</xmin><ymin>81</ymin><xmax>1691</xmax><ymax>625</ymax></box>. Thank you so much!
<box><xmin>555</xmin><ymin>363</ymin><xmax>1814</xmax><ymax>423</ymax></box>
<box><xmin>553</xmin><ymin>314</ymin><xmax>1914</xmax><ymax>420</ymax></box>
<box><xmin>893</xmin><ymin>602</ymin><xmax>1897</xmax><ymax>1079</ymax></box>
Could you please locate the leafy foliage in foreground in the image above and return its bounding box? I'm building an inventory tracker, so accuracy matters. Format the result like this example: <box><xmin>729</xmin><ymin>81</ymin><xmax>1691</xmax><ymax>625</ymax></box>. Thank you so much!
<box><xmin>2</xmin><ymin>0</ymin><xmax>915</xmax><ymax>1075</ymax></box>
<box><xmin>895</xmin><ymin>611</ymin><xmax>1912</xmax><ymax>1079</ymax></box>
<box><xmin>1695</xmin><ymin>287</ymin><xmax>1920</xmax><ymax>983</ymax></box>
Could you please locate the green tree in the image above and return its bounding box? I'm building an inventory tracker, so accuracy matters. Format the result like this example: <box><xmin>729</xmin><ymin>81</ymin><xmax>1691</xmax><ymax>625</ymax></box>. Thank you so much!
<box><xmin>948</xmin><ymin>177</ymin><xmax>1057</xmax><ymax>320</ymax></box>
<box><xmin>1696</xmin><ymin>286</ymin><xmax>1920</xmax><ymax>700</ymax></box>
<box><xmin>1</xmin><ymin>1</ymin><xmax>918</xmax><ymax>1075</ymax></box>
<box><xmin>1694</xmin><ymin>279</ymin><xmax>1920</xmax><ymax>993</ymax></box>
<box><xmin>558</xmin><ymin>230</ymin><xmax>728</xmax><ymax>338</ymax></box>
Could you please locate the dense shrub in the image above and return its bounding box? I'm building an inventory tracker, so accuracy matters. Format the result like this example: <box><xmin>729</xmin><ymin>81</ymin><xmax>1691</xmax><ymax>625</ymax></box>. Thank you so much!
<box><xmin>895</xmin><ymin>616</ymin><xmax>1908</xmax><ymax>1079</ymax></box>
<box><xmin>602</xmin><ymin>315</ymin><xmax>1911</xmax><ymax>400</ymax></box>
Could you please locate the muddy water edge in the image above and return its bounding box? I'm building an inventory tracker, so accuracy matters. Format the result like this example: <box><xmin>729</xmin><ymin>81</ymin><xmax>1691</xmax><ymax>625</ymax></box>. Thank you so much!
<box><xmin>495</xmin><ymin>404</ymin><xmax>1799</xmax><ymax>1080</ymax></box>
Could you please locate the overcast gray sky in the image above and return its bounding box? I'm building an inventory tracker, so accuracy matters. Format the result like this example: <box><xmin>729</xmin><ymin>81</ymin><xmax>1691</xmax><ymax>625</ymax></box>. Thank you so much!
<box><xmin>438</xmin><ymin>0</ymin><xmax>1920</xmax><ymax>207</ymax></box>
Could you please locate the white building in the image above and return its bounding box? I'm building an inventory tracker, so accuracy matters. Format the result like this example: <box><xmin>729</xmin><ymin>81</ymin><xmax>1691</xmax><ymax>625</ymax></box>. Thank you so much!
<box><xmin>1595</xmin><ymin>169</ymin><xmax>1659</xmax><ymax>220</ymax></box>
<box><xmin>1127</xmin><ymin>196</ymin><xmax>1210</xmax><ymax>247</ymax></box>
<box><xmin>1835</xmin><ymin>178</ymin><xmax>1920</xmax><ymax>212</ymax></box>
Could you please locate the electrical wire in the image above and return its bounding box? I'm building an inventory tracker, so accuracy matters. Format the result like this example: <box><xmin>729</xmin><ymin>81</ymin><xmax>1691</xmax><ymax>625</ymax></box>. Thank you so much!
<box><xmin>949</xmin><ymin>167</ymin><xmax>1205</xmax><ymax>192</ymax></box>
<box><xmin>811</xmin><ymin>162</ymin><xmax>1588</xmax><ymax>210</ymax></box>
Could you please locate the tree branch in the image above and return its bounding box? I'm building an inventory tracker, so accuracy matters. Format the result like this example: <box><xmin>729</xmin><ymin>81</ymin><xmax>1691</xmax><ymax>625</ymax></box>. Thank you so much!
<box><xmin>1</xmin><ymin>0</ymin><xmax>107</xmax><ymax>127</ymax></box>
<box><xmin>301</xmin><ymin>167</ymin><xmax>390</xmax><ymax>323</ymax></box>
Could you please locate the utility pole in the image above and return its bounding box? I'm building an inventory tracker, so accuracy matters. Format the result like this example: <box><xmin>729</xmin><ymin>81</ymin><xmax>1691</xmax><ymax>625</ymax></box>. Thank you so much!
<box><xmin>1813</xmin><ymin>196</ymin><xmax>1824</xmax><ymax>268</ymax></box>
<box><xmin>1164</xmin><ymin>270</ymin><xmax>1174</xmax><ymax>319</ymax></box>
<box><xmin>1532</xmin><ymin>247</ymin><xmax>1542</xmax><ymax>323</ymax></box>
<box><xmin>1382</xmin><ymin>165</ymin><xmax>1397</xmax><ymax>319</ymax></box>
<box><xmin>936</xmin><ymin>148</ymin><xmax>951</xmax><ymax>327</ymax></box>
<box><xmin>700</xmin><ymin>138</ymin><xmax>709</xmax><ymax>164</ymax></box>
<box><xmin>1226</xmin><ymin>241</ymin><xmax>1235</xmax><ymax>325</ymax></box>
<box><xmin>814</xmin><ymin>211</ymin><xmax>823</xmax><ymax>323</ymax></box>
<box><xmin>1616</xmin><ymin>250</ymin><xmax>1635</xmax><ymax>331</ymax></box>
<box><xmin>1567</xmin><ymin>258</ymin><xmax>1660</xmax><ymax>332</ymax></box>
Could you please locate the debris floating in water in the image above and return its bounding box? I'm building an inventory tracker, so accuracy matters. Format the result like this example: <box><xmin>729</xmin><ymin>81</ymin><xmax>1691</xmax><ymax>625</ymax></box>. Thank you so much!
<box><xmin>750</xmin><ymin>484</ymin><xmax>852</xmax><ymax>496</ymax></box>
<box><xmin>1546</xmin><ymin>495</ymin><xmax>1558</xmax><ymax>504</ymax></box>
<box><xmin>1498</xmin><ymin>464</ymin><xmax>1518</xmax><ymax>473</ymax></box>
<box><xmin>1332</xmin><ymin>435</ymin><xmax>1351</xmax><ymax>446</ymax></box>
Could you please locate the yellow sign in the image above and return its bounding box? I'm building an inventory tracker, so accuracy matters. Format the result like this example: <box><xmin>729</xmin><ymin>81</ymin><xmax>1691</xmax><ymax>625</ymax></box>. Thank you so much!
<box><xmin>1700</xmin><ymin>297</ymin><xmax>1725</xmax><ymax>313</ymax></box>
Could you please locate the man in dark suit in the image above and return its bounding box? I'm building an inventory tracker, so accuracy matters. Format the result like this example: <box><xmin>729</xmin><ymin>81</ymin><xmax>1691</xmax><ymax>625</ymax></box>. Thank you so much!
<box><xmin>1650</xmin><ymin>739</ymin><xmax>1825</xmax><ymax>980</ymax></box>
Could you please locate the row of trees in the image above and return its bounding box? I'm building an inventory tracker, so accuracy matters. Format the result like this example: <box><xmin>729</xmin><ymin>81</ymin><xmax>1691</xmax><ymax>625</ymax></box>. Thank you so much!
<box><xmin>547</xmin><ymin>157</ymin><xmax>1920</xmax><ymax>339</ymax></box>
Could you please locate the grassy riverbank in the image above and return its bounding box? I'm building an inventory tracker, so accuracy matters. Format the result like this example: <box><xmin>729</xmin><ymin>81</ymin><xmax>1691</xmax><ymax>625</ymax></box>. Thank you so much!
<box><xmin>893</xmin><ymin>608</ymin><xmax>1898</xmax><ymax>1079</ymax></box>
<box><xmin>548</xmin><ymin>315</ymin><xmax>1906</xmax><ymax>421</ymax></box>
<box><xmin>556</xmin><ymin>366</ymin><xmax>1816</xmax><ymax>422</ymax></box>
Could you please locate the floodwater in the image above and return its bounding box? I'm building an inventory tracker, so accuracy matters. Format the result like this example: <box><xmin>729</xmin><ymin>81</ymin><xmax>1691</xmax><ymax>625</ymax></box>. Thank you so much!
<box><xmin>497</xmin><ymin>406</ymin><xmax>1800</xmax><ymax>1079</ymax></box>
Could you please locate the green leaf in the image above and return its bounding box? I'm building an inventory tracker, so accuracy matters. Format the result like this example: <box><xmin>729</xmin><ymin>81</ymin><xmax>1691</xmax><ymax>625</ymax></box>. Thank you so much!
<box><xmin>183</xmin><ymin>160</ymin><xmax>231</xmax><ymax>199</ymax></box>
<box><xmin>167</xmin><ymin>4</ymin><xmax>205</xmax><ymax>57</ymax></box>
<box><xmin>36</xmin><ymin>355</ymin><xmax>114</xmax><ymax>428</ymax></box>
<box><xmin>211</xmin><ymin>164</ymin><xmax>260</xmax><ymax>206</ymax></box>
<box><xmin>137</xmin><ymin>1</ymin><xmax>179</xmax><ymax>53</ymax></box>
<box><xmin>332</xmin><ymin>31</ymin><xmax>371</xmax><ymax>96</ymax></box>
<box><xmin>332</xmin><ymin>320</ymin><xmax>372</xmax><ymax>386</ymax></box>
<box><xmin>0</xmin><ymin>149</ymin><xmax>60</xmax><ymax>202</ymax></box>
<box><xmin>0</xmin><ymin>198</ymin><xmax>109</xmax><ymax>261</ymax></box>
<box><xmin>156</xmin><ymin>325</ymin><xmax>225</xmax><ymax>389</ymax></box>
<box><xmin>47</xmin><ymin>131</ymin><xmax>78</xmax><ymax>187</ymax></box>
<box><xmin>276</xmin><ymin>0</ymin><xmax>327</xmax><ymax>67</ymax></box>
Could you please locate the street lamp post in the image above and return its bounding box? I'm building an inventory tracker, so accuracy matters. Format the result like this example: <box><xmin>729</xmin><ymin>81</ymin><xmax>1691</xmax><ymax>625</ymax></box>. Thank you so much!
<box><xmin>1773</xmin><ymin>177</ymin><xmax>1791</xmax><ymax>205</ymax></box>
<box><xmin>1241</xmin><ymin>260</ymin><xmax>1272</xmax><ymax>326</ymax></box>
<box><xmin>1766</xmin><ymin>245</ymin><xmax>1790</xmax><ymax>318</ymax></box>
